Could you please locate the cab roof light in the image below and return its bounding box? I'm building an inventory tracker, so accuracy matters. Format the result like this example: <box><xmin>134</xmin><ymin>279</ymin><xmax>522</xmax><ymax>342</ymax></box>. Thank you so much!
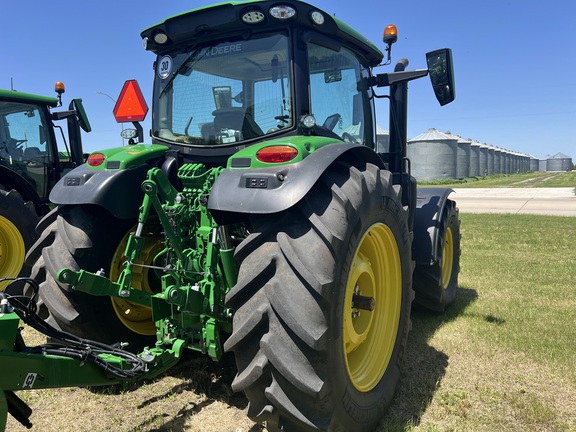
<box><xmin>87</xmin><ymin>153</ymin><xmax>106</xmax><ymax>167</ymax></box>
<box><xmin>269</xmin><ymin>5</ymin><xmax>296</xmax><ymax>20</ymax></box>
<box><xmin>242</xmin><ymin>9</ymin><xmax>266</xmax><ymax>24</ymax></box>
<box><xmin>310</xmin><ymin>11</ymin><xmax>325</xmax><ymax>25</ymax></box>
<box><xmin>256</xmin><ymin>145</ymin><xmax>298</xmax><ymax>163</ymax></box>
<box><xmin>153</xmin><ymin>31</ymin><xmax>169</xmax><ymax>45</ymax></box>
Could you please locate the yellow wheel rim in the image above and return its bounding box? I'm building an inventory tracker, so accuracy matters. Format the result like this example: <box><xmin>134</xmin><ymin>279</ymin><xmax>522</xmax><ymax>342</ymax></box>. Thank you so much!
<box><xmin>109</xmin><ymin>226</ymin><xmax>164</xmax><ymax>335</ymax></box>
<box><xmin>0</xmin><ymin>216</ymin><xmax>25</xmax><ymax>291</ymax></box>
<box><xmin>343</xmin><ymin>223</ymin><xmax>402</xmax><ymax>392</ymax></box>
<box><xmin>441</xmin><ymin>227</ymin><xmax>454</xmax><ymax>289</ymax></box>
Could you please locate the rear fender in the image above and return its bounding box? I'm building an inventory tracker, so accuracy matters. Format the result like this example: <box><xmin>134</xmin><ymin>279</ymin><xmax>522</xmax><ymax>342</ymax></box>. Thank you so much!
<box><xmin>49</xmin><ymin>144</ymin><xmax>169</xmax><ymax>219</ymax></box>
<box><xmin>208</xmin><ymin>143</ymin><xmax>385</xmax><ymax>224</ymax></box>
<box><xmin>0</xmin><ymin>165</ymin><xmax>41</xmax><ymax>212</ymax></box>
<box><xmin>413</xmin><ymin>187</ymin><xmax>454</xmax><ymax>265</ymax></box>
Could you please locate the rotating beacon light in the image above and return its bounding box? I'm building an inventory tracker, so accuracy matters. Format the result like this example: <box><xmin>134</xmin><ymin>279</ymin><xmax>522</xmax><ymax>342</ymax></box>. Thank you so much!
<box><xmin>383</xmin><ymin>24</ymin><xmax>398</xmax><ymax>65</ymax></box>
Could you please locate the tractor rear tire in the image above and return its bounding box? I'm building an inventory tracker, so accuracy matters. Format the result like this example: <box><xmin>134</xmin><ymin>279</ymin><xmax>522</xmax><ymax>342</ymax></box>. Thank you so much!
<box><xmin>0</xmin><ymin>187</ymin><xmax>39</xmax><ymax>293</ymax></box>
<box><xmin>225</xmin><ymin>162</ymin><xmax>414</xmax><ymax>431</ymax></box>
<box><xmin>25</xmin><ymin>205</ymin><xmax>159</xmax><ymax>349</ymax></box>
<box><xmin>413</xmin><ymin>200</ymin><xmax>460</xmax><ymax>312</ymax></box>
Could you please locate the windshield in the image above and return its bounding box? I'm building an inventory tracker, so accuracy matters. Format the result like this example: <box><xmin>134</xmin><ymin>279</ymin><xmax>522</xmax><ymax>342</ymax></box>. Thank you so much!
<box><xmin>308</xmin><ymin>42</ymin><xmax>373</xmax><ymax>146</ymax></box>
<box><xmin>0</xmin><ymin>101</ymin><xmax>54</xmax><ymax>197</ymax></box>
<box><xmin>153</xmin><ymin>33</ymin><xmax>291</xmax><ymax>146</ymax></box>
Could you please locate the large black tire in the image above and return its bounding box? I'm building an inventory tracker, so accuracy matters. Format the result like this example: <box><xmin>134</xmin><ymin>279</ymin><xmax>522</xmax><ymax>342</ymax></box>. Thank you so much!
<box><xmin>25</xmin><ymin>205</ymin><xmax>161</xmax><ymax>349</ymax></box>
<box><xmin>413</xmin><ymin>200</ymin><xmax>461</xmax><ymax>312</ymax></box>
<box><xmin>0</xmin><ymin>186</ymin><xmax>39</xmax><ymax>293</ymax></box>
<box><xmin>224</xmin><ymin>162</ymin><xmax>414</xmax><ymax>431</ymax></box>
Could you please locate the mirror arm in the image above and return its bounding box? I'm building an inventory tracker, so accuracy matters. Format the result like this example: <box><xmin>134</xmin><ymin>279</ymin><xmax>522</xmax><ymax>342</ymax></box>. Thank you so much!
<box><xmin>372</xmin><ymin>69</ymin><xmax>429</xmax><ymax>88</ymax></box>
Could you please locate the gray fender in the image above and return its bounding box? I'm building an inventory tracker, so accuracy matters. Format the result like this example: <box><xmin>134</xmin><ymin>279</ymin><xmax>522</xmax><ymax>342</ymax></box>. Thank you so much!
<box><xmin>208</xmin><ymin>143</ymin><xmax>384</xmax><ymax>224</ymax></box>
<box><xmin>413</xmin><ymin>187</ymin><xmax>455</xmax><ymax>265</ymax></box>
<box><xmin>49</xmin><ymin>163</ymin><xmax>151</xmax><ymax>219</ymax></box>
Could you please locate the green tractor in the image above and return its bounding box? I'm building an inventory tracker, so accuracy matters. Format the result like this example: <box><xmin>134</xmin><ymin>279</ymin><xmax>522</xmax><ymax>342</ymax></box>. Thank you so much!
<box><xmin>0</xmin><ymin>84</ymin><xmax>89</xmax><ymax>292</ymax></box>
<box><xmin>21</xmin><ymin>1</ymin><xmax>459</xmax><ymax>430</ymax></box>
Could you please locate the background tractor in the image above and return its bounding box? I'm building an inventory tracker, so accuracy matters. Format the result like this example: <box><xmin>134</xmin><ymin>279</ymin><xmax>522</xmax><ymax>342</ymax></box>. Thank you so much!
<box><xmin>10</xmin><ymin>1</ymin><xmax>460</xmax><ymax>430</ymax></box>
<box><xmin>0</xmin><ymin>84</ymin><xmax>89</xmax><ymax>292</ymax></box>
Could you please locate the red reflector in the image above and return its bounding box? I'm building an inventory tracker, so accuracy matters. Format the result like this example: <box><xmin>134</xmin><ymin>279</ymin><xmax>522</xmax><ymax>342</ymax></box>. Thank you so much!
<box><xmin>256</xmin><ymin>146</ymin><xmax>298</xmax><ymax>163</ymax></box>
<box><xmin>113</xmin><ymin>80</ymin><xmax>149</xmax><ymax>123</ymax></box>
<box><xmin>87</xmin><ymin>153</ymin><xmax>106</xmax><ymax>166</ymax></box>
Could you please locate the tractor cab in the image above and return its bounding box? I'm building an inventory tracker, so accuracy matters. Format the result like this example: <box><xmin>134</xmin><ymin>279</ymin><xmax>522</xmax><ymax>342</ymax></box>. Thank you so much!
<box><xmin>142</xmin><ymin>1</ymin><xmax>384</xmax><ymax>163</ymax></box>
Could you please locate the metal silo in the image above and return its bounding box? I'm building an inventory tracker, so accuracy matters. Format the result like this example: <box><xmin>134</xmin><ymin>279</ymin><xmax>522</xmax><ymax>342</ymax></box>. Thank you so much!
<box><xmin>456</xmin><ymin>136</ymin><xmax>471</xmax><ymax>178</ymax></box>
<box><xmin>529</xmin><ymin>155</ymin><xmax>539</xmax><ymax>172</ymax></box>
<box><xmin>503</xmin><ymin>150</ymin><xmax>511</xmax><ymax>174</ymax></box>
<box><xmin>493</xmin><ymin>147</ymin><xmax>503</xmax><ymax>174</ymax></box>
<box><xmin>407</xmin><ymin>128</ymin><xmax>458</xmax><ymax>180</ymax></box>
<box><xmin>376</xmin><ymin>124</ymin><xmax>389</xmax><ymax>153</ymax></box>
<box><xmin>547</xmin><ymin>152</ymin><xmax>573</xmax><ymax>171</ymax></box>
<box><xmin>478</xmin><ymin>143</ymin><xmax>489</xmax><ymax>176</ymax></box>
<box><xmin>521</xmin><ymin>153</ymin><xmax>528</xmax><ymax>172</ymax></box>
<box><xmin>539</xmin><ymin>157</ymin><xmax>547</xmax><ymax>172</ymax></box>
<box><xmin>487</xmin><ymin>146</ymin><xmax>495</xmax><ymax>175</ymax></box>
<box><xmin>469</xmin><ymin>141</ymin><xmax>480</xmax><ymax>176</ymax></box>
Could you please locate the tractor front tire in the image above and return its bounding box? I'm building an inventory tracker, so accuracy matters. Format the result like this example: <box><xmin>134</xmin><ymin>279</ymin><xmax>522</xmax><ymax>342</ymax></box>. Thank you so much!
<box><xmin>413</xmin><ymin>200</ymin><xmax>461</xmax><ymax>312</ymax></box>
<box><xmin>0</xmin><ymin>187</ymin><xmax>39</xmax><ymax>292</ymax></box>
<box><xmin>225</xmin><ymin>162</ymin><xmax>414</xmax><ymax>431</ymax></box>
<box><xmin>25</xmin><ymin>205</ymin><xmax>159</xmax><ymax>349</ymax></box>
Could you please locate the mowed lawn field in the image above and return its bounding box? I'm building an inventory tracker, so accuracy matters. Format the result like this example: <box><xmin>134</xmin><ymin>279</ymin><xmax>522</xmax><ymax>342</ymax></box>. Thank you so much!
<box><xmin>7</xmin><ymin>176</ymin><xmax>576</xmax><ymax>431</ymax></box>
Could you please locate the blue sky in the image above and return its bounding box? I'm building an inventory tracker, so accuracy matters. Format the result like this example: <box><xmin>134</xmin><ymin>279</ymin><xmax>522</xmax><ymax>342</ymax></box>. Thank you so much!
<box><xmin>2</xmin><ymin>0</ymin><xmax>574</xmax><ymax>159</ymax></box>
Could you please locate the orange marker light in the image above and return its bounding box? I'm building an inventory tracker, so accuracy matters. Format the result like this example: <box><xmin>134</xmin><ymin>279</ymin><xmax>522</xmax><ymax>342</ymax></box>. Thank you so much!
<box><xmin>256</xmin><ymin>146</ymin><xmax>298</xmax><ymax>163</ymax></box>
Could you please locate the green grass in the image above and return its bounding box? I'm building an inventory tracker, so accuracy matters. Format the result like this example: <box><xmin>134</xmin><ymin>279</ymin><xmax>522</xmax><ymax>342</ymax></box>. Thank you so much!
<box><xmin>420</xmin><ymin>171</ymin><xmax>576</xmax><ymax>189</ymax></box>
<box><xmin>7</xmin><ymin>214</ymin><xmax>576</xmax><ymax>432</ymax></box>
<box><xmin>458</xmin><ymin>214</ymin><xmax>576</xmax><ymax>378</ymax></box>
<box><xmin>379</xmin><ymin>213</ymin><xmax>576</xmax><ymax>431</ymax></box>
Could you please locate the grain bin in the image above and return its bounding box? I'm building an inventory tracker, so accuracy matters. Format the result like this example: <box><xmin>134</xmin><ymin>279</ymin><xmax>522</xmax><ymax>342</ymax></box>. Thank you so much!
<box><xmin>469</xmin><ymin>141</ymin><xmax>480</xmax><ymax>176</ymax></box>
<box><xmin>407</xmin><ymin>128</ymin><xmax>458</xmax><ymax>180</ymax></box>
<box><xmin>529</xmin><ymin>155</ymin><xmax>539</xmax><ymax>172</ymax></box>
<box><xmin>455</xmin><ymin>136</ymin><xmax>471</xmax><ymax>178</ymax></box>
<box><xmin>487</xmin><ymin>146</ymin><xmax>495</xmax><ymax>175</ymax></box>
<box><xmin>493</xmin><ymin>147</ymin><xmax>502</xmax><ymax>174</ymax></box>
<box><xmin>538</xmin><ymin>157</ymin><xmax>547</xmax><ymax>172</ymax></box>
<box><xmin>376</xmin><ymin>124</ymin><xmax>390</xmax><ymax>153</ymax></box>
<box><xmin>502</xmin><ymin>150</ymin><xmax>511</xmax><ymax>174</ymax></box>
<box><xmin>478</xmin><ymin>143</ymin><xmax>489</xmax><ymax>176</ymax></box>
<box><xmin>547</xmin><ymin>152</ymin><xmax>573</xmax><ymax>171</ymax></box>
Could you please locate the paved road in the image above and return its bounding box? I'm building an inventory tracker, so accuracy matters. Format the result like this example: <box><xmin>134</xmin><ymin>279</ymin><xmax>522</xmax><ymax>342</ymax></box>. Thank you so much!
<box><xmin>448</xmin><ymin>188</ymin><xmax>576</xmax><ymax>216</ymax></box>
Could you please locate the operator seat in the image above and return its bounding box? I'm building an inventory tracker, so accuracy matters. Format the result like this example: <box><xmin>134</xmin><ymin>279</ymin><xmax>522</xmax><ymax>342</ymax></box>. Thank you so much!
<box><xmin>212</xmin><ymin>107</ymin><xmax>263</xmax><ymax>140</ymax></box>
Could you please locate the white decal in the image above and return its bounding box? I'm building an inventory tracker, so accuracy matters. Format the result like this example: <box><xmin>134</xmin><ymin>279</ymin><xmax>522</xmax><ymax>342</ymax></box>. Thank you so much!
<box><xmin>157</xmin><ymin>55</ymin><xmax>173</xmax><ymax>79</ymax></box>
<box><xmin>199</xmin><ymin>43</ymin><xmax>243</xmax><ymax>57</ymax></box>
<box><xmin>23</xmin><ymin>373</ymin><xmax>38</xmax><ymax>389</ymax></box>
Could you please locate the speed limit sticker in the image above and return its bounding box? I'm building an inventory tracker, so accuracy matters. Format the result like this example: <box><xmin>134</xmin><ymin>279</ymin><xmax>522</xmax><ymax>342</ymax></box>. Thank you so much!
<box><xmin>157</xmin><ymin>55</ymin><xmax>173</xmax><ymax>79</ymax></box>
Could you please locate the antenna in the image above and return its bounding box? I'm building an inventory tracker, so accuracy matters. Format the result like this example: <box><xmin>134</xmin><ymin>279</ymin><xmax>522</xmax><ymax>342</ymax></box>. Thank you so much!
<box><xmin>10</xmin><ymin>78</ymin><xmax>14</xmax><ymax>91</ymax></box>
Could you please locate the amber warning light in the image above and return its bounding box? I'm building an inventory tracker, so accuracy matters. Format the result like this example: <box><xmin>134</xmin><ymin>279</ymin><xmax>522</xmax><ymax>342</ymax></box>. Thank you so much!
<box><xmin>113</xmin><ymin>80</ymin><xmax>149</xmax><ymax>123</ymax></box>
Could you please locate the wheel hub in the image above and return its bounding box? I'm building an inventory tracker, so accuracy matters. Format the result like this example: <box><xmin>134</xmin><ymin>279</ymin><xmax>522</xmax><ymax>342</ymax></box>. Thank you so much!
<box><xmin>343</xmin><ymin>223</ymin><xmax>402</xmax><ymax>392</ymax></box>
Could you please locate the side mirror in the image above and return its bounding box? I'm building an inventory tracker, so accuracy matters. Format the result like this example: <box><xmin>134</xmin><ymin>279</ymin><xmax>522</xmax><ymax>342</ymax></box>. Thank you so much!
<box><xmin>70</xmin><ymin>98</ymin><xmax>92</xmax><ymax>133</ymax></box>
<box><xmin>426</xmin><ymin>48</ymin><xmax>456</xmax><ymax>106</ymax></box>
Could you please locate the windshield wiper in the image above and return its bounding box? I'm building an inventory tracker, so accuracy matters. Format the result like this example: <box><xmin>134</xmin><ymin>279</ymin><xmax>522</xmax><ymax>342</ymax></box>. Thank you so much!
<box><xmin>159</xmin><ymin>48</ymin><xmax>209</xmax><ymax>98</ymax></box>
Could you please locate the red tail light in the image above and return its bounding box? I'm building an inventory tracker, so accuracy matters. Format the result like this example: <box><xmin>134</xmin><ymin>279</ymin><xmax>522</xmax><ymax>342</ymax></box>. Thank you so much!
<box><xmin>87</xmin><ymin>153</ymin><xmax>106</xmax><ymax>167</ymax></box>
<box><xmin>256</xmin><ymin>146</ymin><xmax>298</xmax><ymax>163</ymax></box>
